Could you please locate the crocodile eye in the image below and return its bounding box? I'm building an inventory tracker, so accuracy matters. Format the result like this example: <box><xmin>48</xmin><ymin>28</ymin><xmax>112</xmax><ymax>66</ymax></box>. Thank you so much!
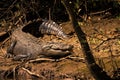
<box><xmin>43</xmin><ymin>46</ymin><xmax>51</xmax><ymax>50</ymax></box>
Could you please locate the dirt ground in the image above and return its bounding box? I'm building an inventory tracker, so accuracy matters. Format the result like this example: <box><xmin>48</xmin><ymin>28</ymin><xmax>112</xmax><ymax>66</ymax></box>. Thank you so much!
<box><xmin>0</xmin><ymin>18</ymin><xmax>120</xmax><ymax>80</ymax></box>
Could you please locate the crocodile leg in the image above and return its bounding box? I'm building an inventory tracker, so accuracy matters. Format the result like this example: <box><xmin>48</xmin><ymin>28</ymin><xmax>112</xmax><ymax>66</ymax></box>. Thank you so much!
<box><xmin>13</xmin><ymin>53</ymin><xmax>32</xmax><ymax>61</ymax></box>
<box><xmin>7</xmin><ymin>40</ymin><xmax>33</xmax><ymax>61</ymax></box>
<box><xmin>5</xmin><ymin>40</ymin><xmax>31</xmax><ymax>61</ymax></box>
<box><xmin>6</xmin><ymin>40</ymin><xmax>17</xmax><ymax>58</ymax></box>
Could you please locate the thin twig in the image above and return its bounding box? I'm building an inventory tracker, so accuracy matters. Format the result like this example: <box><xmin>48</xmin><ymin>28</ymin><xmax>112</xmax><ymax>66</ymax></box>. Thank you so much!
<box><xmin>0</xmin><ymin>47</ymin><xmax>6</xmax><ymax>55</ymax></box>
<box><xmin>0</xmin><ymin>32</ymin><xmax>7</xmax><ymax>37</ymax></box>
<box><xmin>0</xmin><ymin>37</ymin><xmax>10</xmax><ymax>47</ymax></box>
<box><xmin>108</xmin><ymin>44</ymin><xmax>118</xmax><ymax>72</ymax></box>
<box><xmin>0</xmin><ymin>0</ymin><xmax>17</xmax><ymax>19</ymax></box>
<box><xmin>28</xmin><ymin>58</ymin><xmax>55</xmax><ymax>63</ymax></box>
<box><xmin>21</xmin><ymin>67</ymin><xmax>46</xmax><ymax>79</ymax></box>
<box><xmin>94</xmin><ymin>37</ymin><xmax>119</xmax><ymax>50</ymax></box>
<box><xmin>90</xmin><ymin>8</ymin><xmax>112</xmax><ymax>15</ymax></box>
<box><xmin>49</xmin><ymin>8</ymin><xmax>51</xmax><ymax>20</ymax></box>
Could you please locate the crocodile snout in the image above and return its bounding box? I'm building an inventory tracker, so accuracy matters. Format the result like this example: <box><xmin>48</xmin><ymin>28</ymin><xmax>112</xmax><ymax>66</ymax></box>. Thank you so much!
<box><xmin>41</xmin><ymin>42</ymin><xmax>73</xmax><ymax>59</ymax></box>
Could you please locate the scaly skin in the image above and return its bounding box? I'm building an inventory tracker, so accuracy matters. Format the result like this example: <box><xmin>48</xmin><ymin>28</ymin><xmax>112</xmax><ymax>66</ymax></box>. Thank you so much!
<box><xmin>39</xmin><ymin>20</ymin><xmax>69</xmax><ymax>39</ymax></box>
<box><xmin>6</xmin><ymin>27</ymin><xmax>73</xmax><ymax>61</ymax></box>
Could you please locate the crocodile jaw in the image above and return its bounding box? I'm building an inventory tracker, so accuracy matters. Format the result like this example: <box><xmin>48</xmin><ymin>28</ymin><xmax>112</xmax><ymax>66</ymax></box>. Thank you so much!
<box><xmin>41</xmin><ymin>42</ymin><xmax>73</xmax><ymax>59</ymax></box>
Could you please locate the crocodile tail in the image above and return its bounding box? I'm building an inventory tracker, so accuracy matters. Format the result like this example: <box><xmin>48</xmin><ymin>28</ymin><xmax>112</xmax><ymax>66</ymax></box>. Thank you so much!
<box><xmin>39</xmin><ymin>20</ymin><xmax>68</xmax><ymax>39</ymax></box>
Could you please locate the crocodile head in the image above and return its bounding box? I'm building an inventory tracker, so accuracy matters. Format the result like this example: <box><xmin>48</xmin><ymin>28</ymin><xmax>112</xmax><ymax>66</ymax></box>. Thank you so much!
<box><xmin>41</xmin><ymin>42</ymin><xmax>73</xmax><ymax>59</ymax></box>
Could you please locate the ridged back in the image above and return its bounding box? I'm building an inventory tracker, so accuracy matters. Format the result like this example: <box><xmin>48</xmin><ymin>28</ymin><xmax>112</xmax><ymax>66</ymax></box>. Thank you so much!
<box><xmin>39</xmin><ymin>20</ymin><xmax>68</xmax><ymax>39</ymax></box>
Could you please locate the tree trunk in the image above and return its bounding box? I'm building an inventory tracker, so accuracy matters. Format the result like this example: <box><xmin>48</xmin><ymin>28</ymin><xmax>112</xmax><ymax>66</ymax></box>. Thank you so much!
<box><xmin>62</xmin><ymin>0</ymin><xmax>112</xmax><ymax>80</ymax></box>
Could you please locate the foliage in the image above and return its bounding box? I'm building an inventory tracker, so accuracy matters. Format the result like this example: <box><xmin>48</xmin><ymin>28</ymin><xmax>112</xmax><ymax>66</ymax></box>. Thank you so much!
<box><xmin>0</xmin><ymin>0</ymin><xmax>120</xmax><ymax>25</ymax></box>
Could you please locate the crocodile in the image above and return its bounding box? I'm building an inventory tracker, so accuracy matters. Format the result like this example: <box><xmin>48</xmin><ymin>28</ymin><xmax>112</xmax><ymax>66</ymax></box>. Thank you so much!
<box><xmin>6</xmin><ymin>26</ymin><xmax>73</xmax><ymax>61</ymax></box>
